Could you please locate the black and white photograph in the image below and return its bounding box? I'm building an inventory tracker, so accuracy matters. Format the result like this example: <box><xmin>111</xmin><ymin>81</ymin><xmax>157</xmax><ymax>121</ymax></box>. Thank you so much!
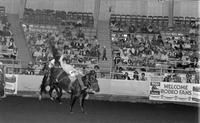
<box><xmin>0</xmin><ymin>0</ymin><xmax>199</xmax><ymax>123</ymax></box>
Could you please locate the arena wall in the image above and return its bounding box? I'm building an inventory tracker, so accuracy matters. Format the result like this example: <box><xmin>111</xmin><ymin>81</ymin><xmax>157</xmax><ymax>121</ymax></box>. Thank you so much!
<box><xmin>12</xmin><ymin>75</ymin><xmax>200</xmax><ymax>107</ymax></box>
<box><xmin>16</xmin><ymin>75</ymin><xmax>150</xmax><ymax>97</ymax></box>
<box><xmin>17</xmin><ymin>75</ymin><xmax>43</xmax><ymax>92</ymax></box>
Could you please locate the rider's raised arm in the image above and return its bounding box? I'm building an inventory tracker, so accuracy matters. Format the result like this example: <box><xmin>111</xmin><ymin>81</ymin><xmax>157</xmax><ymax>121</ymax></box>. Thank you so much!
<box><xmin>59</xmin><ymin>54</ymin><xmax>64</xmax><ymax>64</ymax></box>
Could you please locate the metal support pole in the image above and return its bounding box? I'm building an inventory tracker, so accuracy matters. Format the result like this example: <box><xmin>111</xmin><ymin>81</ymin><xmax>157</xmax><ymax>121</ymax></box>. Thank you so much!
<box><xmin>94</xmin><ymin>0</ymin><xmax>101</xmax><ymax>29</ymax></box>
<box><xmin>168</xmin><ymin>0</ymin><xmax>174</xmax><ymax>28</ymax></box>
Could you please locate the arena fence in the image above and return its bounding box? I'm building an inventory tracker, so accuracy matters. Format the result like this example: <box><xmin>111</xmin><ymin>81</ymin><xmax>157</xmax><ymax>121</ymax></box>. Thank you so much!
<box><xmin>0</xmin><ymin>58</ymin><xmax>199</xmax><ymax>79</ymax></box>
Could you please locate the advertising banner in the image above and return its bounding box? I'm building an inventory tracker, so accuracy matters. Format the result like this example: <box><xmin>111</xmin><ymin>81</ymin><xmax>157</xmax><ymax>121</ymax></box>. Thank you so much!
<box><xmin>149</xmin><ymin>82</ymin><xmax>200</xmax><ymax>103</ymax></box>
<box><xmin>4</xmin><ymin>74</ymin><xmax>18</xmax><ymax>95</ymax></box>
<box><xmin>192</xmin><ymin>85</ymin><xmax>200</xmax><ymax>103</ymax></box>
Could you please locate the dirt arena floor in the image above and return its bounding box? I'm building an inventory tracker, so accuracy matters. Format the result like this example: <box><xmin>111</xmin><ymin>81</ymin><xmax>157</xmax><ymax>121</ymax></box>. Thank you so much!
<box><xmin>0</xmin><ymin>96</ymin><xmax>199</xmax><ymax>123</ymax></box>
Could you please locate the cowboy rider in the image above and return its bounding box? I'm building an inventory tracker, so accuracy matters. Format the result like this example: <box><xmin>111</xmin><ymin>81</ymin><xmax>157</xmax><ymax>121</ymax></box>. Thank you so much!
<box><xmin>55</xmin><ymin>54</ymin><xmax>87</xmax><ymax>93</ymax></box>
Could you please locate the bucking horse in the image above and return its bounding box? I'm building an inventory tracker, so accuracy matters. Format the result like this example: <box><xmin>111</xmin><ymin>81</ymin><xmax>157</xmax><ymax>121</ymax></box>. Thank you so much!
<box><xmin>39</xmin><ymin>66</ymin><xmax>100</xmax><ymax>113</ymax></box>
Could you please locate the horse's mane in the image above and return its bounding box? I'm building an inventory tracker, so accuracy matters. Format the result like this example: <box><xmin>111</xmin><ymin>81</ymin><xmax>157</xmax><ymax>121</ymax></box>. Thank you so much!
<box><xmin>40</xmin><ymin>73</ymin><xmax>49</xmax><ymax>93</ymax></box>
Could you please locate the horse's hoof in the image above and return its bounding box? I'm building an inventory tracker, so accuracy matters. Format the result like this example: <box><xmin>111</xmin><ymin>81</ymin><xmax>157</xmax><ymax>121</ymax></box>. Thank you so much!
<box><xmin>50</xmin><ymin>97</ymin><xmax>54</xmax><ymax>101</ymax></box>
<box><xmin>70</xmin><ymin>111</ymin><xmax>74</xmax><ymax>114</ymax></box>
<box><xmin>1</xmin><ymin>95</ymin><xmax>6</xmax><ymax>98</ymax></box>
<box><xmin>85</xmin><ymin>94</ymin><xmax>89</xmax><ymax>99</ymax></box>
<box><xmin>82</xmin><ymin>111</ymin><xmax>87</xmax><ymax>114</ymax></box>
<box><xmin>59</xmin><ymin>102</ymin><xmax>62</xmax><ymax>104</ymax></box>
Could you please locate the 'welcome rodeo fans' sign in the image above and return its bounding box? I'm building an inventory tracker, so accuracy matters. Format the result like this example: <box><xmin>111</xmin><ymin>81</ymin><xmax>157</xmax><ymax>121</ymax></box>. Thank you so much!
<box><xmin>149</xmin><ymin>82</ymin><xmax>200</xmax><ymax>103</ymax></box>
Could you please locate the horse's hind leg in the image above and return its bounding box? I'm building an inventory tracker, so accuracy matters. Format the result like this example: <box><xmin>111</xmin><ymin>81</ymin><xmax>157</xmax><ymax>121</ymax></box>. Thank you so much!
<box><xmin>79</xmin><ymin>96</ymin><xmax>85</xmax><ymax>113</ymax></box>
<box><xmin>70</xmin><ymin>95</ymin><xmax>76</xmax><ymax>114</ymax></box>
<box><xmin>49</xmin><ymin>87</ymin><xmax>54</xmax><ymax>101</ymax></box>
<box><xmin>56</xmin><ymin>88</ymin><xmax>63</xmax><ymax>104</ymax></box>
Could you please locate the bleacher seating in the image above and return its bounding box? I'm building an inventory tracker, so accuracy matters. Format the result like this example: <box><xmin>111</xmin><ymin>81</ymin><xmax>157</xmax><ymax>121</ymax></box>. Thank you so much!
<box><xmin>0</xmin><ymin>6</ymin><xmax>18</xmax><ymax>63</ymax></box>
<box><xmin>110</xmin><ymin>14</ymin><xmax>199</xmax><ymax>34</ymax></box>
<box><xmin>23</xmin><ymin>8</ymin><xmax>94</xmax><ymax>27</ymax></box>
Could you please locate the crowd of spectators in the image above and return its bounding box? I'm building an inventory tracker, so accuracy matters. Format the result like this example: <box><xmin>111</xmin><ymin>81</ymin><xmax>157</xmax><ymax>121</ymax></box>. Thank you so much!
<box><xmin>22</xmin><ymin>9</ymin><xmax>100</xmax><ymax>75</ymax></box>
<box><xmin>113</xmin><ymin>66</ymin><xmax>148</xmax><ymax>81</ymax></box>
<box><xmin>111</xmin><ymin>14</ymin><xmax>199</xmax><ymax>84</ymax></box>
<box><xmin>112</xmin><ymin>33</ymin><xmax>198</xmax><ymax>68</ymax></box>
<box><xmin>163</xmin><ymin>72</ymin><xmax>199</xmax><ymax>84</ymax></box>
<box><xmin>0</xmin><ymin>9</ymin><xmax>17</xmax><ymax>61</ymax></box>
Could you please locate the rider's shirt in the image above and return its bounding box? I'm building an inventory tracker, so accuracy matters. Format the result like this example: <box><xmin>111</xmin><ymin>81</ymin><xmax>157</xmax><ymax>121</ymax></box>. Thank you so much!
<box><xmin>59</xmin><ymin>54</ymin><xmax>78</xmax><ymax>77</ymax></box>
<box><xmin>62</xmin><ymin>64</ymin><xmax>77</xmax><ymax>76</ymax></box>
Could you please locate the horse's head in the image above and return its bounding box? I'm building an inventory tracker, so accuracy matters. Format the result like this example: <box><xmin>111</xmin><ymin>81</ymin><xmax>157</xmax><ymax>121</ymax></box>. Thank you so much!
<box><xmin>86</xmin><ymin>70</ymin><xmax>100</xmax><ymax>93</ymax></box>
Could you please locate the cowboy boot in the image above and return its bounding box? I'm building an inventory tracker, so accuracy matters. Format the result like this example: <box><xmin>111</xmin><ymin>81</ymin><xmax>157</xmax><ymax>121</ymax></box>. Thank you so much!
<box><xmin>87</xmin><ymin>88</ymin><xmax>96</xmax><ymax>94</ymax></box>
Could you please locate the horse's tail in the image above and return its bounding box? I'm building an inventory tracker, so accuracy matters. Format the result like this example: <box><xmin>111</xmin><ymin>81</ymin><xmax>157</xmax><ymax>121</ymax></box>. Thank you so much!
<box><xmin>40</xmin><ymin>73</ymin><xmax>48</xmax><ymax>93</ymax></box>
<box><xmin>41</xmin><ymin>74</ymin><xmax>47</xmax><ymax>86</ymax></box>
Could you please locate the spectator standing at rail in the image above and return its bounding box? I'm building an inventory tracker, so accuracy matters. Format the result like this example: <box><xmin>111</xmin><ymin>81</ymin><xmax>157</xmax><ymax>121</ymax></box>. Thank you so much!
<box><xmin>0</xmin><ymin>64</ymin><xmax>6</xmax><ymax>98</ymax></box>
<box><xmin>26</xmin><ymin>61</ymin><xmax>34</xmax><ymax>75</ymax></box>
<box><xmin>140</xmin><ymin>73</ymin><xmax>147</xmax><ymax>81</ymax></box>
<box><xmin>132</xmin><ymin>70</ymin><xmax>139</xmax><ymax>80</ymax></box>
<box><xmin>102</xmin><ymin>46</ymin><xmax>107</xmax><ymax>61</ymax></box>
<box><xmin>113</xmin><ymin>67</ymin><xmax>123</xmax><ymax>79</ymax></box>
<box><xmin>123</xmin><ymin>72</ymin><xmax>131</xmax><ymax>80</ymax></box>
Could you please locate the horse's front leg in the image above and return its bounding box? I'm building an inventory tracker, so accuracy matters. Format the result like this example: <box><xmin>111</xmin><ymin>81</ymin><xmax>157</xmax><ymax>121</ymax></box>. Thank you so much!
<box><xmin>38</xmin><ymin>89</ymin><xmax>42</xmax><ymax>101</ymax></box>
<box><xmin>70</xmin><ymin>94</ymin><xmax>76</xmax><ymax>114</ymax></box>
<box><xmin>38</xmin><ymin>85</ymin><xmax>45</xmax><ymax>101</ymax></box>
<box><xmin>49</xmin><ymin>86</ymin><xmax>54</xmax><ymax>101</ymax></box>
